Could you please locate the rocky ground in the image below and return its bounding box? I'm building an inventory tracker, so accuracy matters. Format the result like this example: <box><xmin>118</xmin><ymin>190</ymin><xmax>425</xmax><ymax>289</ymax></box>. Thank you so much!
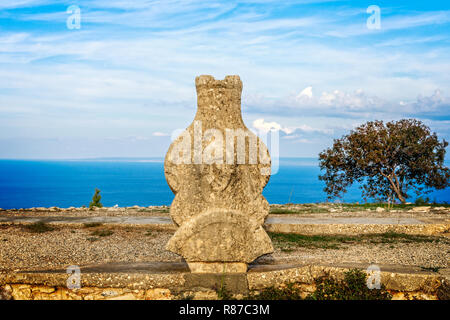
<box><xmin>0</xmin><ymin>205</ymin><xmax>171</xmax><ymax>217</ymax></box>
<box><xmin>0</xmin><ymin>222</ymin><xmax>448</xmax><ymax>273</ymax></box>
<box><xmin>261</xmin><ymin>234</ymin><xmax>449</xmax><ymax>270</ymax></box>
<box><xmin>0</xmin><ymin>224</ymin><xmax>179</xmax><ymax>271</ymax></box>
<box><xmin>0</xmin><ymin>203</ymin><xmax>449</xmax><ymax>273</ymax></box>
<box><xmin>1</xmin><ymin>202</ymin><xmax>449</xmax><ymax>217</ymax></box>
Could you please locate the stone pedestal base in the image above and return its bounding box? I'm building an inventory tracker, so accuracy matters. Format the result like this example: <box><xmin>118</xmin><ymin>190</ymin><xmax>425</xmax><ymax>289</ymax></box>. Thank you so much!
<box><xmin>166</xmin><ymin>209</ymin><xmax>273</xmax><ymax>265</ymax></box>
<box><xmin>187</xmin><ymin>262</ymin><xmax>247</xmax><ymax>273</ymax></box>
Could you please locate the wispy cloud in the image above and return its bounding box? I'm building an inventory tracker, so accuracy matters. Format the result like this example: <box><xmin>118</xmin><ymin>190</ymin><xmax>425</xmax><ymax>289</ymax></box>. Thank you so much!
<box><xmin>0</xmin><ymin>0</ymin><xmax>51</xmax><ymax>9</ymax></box>
<box><xmin>152</xmin><ymin>132</ymin><xmax>169</xmax><ymax>137</ymax></box>
<box><xmin>325</xmin><ymin>10</ymin><xmax>450</xmax><ymax>38</ymax></box>
<box><xmin>1</xmin><ymin>0</ymin><xmax>449</xmax><ymax>158</ymax></box>
<box><xmin>246</xmin><ymin>86</ymin><xmax>450</xmax><ymax>120</ymax></box>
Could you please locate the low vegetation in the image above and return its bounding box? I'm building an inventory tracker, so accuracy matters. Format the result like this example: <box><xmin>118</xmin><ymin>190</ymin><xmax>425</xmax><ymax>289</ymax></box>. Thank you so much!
<box><xmin>89</xmin><ymin>188</ymin><xmax>103</xmax><ymax>209</ymax></box>
<box><xmin>270</xmin><ymin>233</ymin><xmax>350</xmax><ymax>250</ymax></box>
<box><xmin>341</xmin><ymin>202</ymin><xmax>450</xmax><ymax>210</ymax></box>
<box><xmin>83</xmin><ymin>222</ymin><xmax>103</xmax><ymax>228</ymax></box>
<box><xmin>90</xmin><ymin>229</ymin><xmax>113</xmax><ymax>237</ymax></box>
<box><xmin>245</xmin><ymin>282</ymin><xmax>304</xmax><ymax>300</ymax></box>
<box><xmin>270</xmin><ymin>207</ymin><xmax>330</xmax><ymax>214</ymax></box>
<box><xmin>244</xmin><ymin>269</ymin><xmax>391</xmax><ymax>300</ymax></box>
<box><xmin>137</xmin><ymin>207</ymin><xmax>170</xmax><ymax>213</ymax></box>
<box><xmin>23</xmin><ymin>221</ymin><xmax>55</xmax><ymax>233</ymax></box>
<box><xmin>268</xmin><ymin>202</ymin><xmax>449</xmax><ymax>215</ymax></box>
<box><xmin>308</xmin><ymin>269</ymin><xmax>392</xmax><ymax>300</ymax></box>
<box><xmin>420</xmin><ymin>266</ymin><xmax>441</xmax><ymax>273</ymax></box>
<box><xmin>269</xmin><ymin>231</ymin><xmax>445</xmax><ymax>251</ymax></box>
<box><xmin>269</xmin><ymin>208</ymin><xmax>302</xmax><ymax>214</ymax></box>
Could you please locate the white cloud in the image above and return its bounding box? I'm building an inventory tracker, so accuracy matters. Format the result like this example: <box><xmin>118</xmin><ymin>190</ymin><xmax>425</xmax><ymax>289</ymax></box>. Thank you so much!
<box><xmin>252</xmin><ymin>118</ymin><xmax>332</xmax><ymax>136</ymax></box>
<box><xmin>293</xmin><ymin>138</ymin><xmax>312</xmax><ymax>143</ymax></box>
<box><xmin>399</xmin><ymin>89</ymin><xmax>450</xmax><ymax>114</ymax></box>
<box><xmin>317</xmin><ymin>89</ymin><xmax>384</xmax><ymax>110</ymax></box>
<box><xmin>152</xmin><ymin>132</ymin><xmax>170</xmax><ymax>137</ymax></box>
<box><xmin>1</xmin><ymin>1</ymin><xmax>450</xmax><ymax>158</ymax></box>
<box><xmin>282</xmin><ymin>134</ymin><xmax>300</xmax><ymax>140</ymax></box>
<box><xmin>246</xmin><ymin>85</ymin><xmax>450</xmax><ymax>121</ymax></box>
<box><xmin>282</xmin><ymin>87</ymin><xmax>388</xmax><ymax>115</ymax></box>
<box><xmin>325</xmin><ymin>10</ymin><xmax>450</xmax><ymax>38</ymax></box>
<box><xmin>252</xmin><ymin>118</ymin><xmax>285</xmax><ymax>133</ymax></box>
<box><xmin>0</xmin><ymin>0</ymin><xmax>50</xmax><ymax>9</ymax></box>
<box><xmin>296</xmin><ymin>86</ymin><xmax>313</xmax><ymax>100</ymax></box>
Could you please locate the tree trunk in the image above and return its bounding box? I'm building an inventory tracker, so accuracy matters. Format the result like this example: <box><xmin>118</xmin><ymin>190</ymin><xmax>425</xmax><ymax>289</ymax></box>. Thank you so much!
<box><xmin>391</xmin><ymin>173</ymin><xmax>406</xmax><ymax>204</ymax></box>
<box><xmin>381</xmin><ymin>170</ymin><xmax>406</xmax><ymax>204</ymax></box>
<box><xmin>394</xmin><ymin>189</ymin><xmax>406</xmax><ymax>204</ymax></box>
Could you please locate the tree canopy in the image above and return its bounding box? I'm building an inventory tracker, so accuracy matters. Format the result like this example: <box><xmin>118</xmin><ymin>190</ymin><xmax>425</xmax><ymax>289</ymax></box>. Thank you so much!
<box><xmin>318</xmin><ymin>119</ymin><xmax>450</xmax><ymax>203</ymax></box>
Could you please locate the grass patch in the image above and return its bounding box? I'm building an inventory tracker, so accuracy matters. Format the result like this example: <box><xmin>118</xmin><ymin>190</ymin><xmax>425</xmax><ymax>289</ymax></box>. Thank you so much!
<box><xmin>420</xmin><ymin>266</ymin><xmax>441</xmax><ymax>273</ymax></box>
<box><xmin>23</xmin><ymin>221</ymin><xmax>55</xmax><ymax>233</ymax></box>
<box><xmin>83</xmin><ymin>222</ymin><xmax>103</xmax><ymax>228</ymax></box>
<box><xmin>269</xmin><ymin>232</ymin><xmax>354</xmax><ymax>250</ymax></box>
<box><xmin>86</xmin><ymin>237</ymin><xmax>99</xmax><ymax>242</ymax></box>
<box><xmin>270</xmin><ymin>207</ymin><xmax>329</xmax><ymax>214</ymax></box>
<box><xmin>340</xmin><ymin>202</ymin><xmax>450</xmax><ymax>209</ymax></box>
<box><xmin>307</xmin><ymin>208</ymin><xmax>331</xmax><ymax>213</ymax></box>
<box><xmin>269</xmin><ymin>208</ymin><xmax>301</xmax><ymax>214</ymax></box>
<box><xmin>269</xmin><ymin>231</ymin><xmax>445</xmax><ymax>251</ymax></box>
<box><xmin>90</xmin><ymin>229</ymin><xmax>114</xmax><ymax>237</ymax></box>
<box><xmin>363</xmin><ymin>232</ymin><xmax>441</xmax><ymax>244</ymax></box>
<box><xmin>152</xmin><ymin>208</ymin><xmax>170</xmax><ymax>213</ymax></box>
<box><xmin>214</xmin><ymin>284</ymin><xmax>233</xmax><ymax>300</ymax></box>
<box><xmin>119</xmin><ymin>226</ymin><xmax>135</xmax><ymax>233</ymax></box>
<box><xmin>137</xmin><ymin>207</ymin><xmax>169</xmax><ymax>213</ymax></box>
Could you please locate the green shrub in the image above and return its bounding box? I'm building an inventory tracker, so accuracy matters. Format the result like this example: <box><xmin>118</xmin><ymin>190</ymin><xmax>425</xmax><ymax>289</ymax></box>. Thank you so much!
<box><xmin>89</xmin><ymin>188</ymin><xmax>103</xmax><ymax>209</ymax></box>
<box><xmin>307</xmin><ymin>269</ymin><xmax>392</xmax><ymax>300</ymax></box>
<box><xmin>415</xmin><ymin>197</ymin><xmax>430</xmax><ymax>205</ymax></box>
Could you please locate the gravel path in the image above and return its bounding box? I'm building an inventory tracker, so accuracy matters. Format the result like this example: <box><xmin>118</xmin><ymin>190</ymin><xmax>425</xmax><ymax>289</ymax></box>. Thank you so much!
<box><xmin>0</xmin><ymin>225</ymin><xmax>180</xmax><ymax>271</ymax></box>
<box><xmin>258</xmin><ymin>243</ymin><xmax>450</xmax><ymax>269</ymax></box>
<box><xmin>1</xmin><ymin>224</ymin><xmax>448</xmax><ymax>272</ymax></box>
<box><xmin>1</xmin><ymin>205</ymin><xmax>449</xmax><ymax>220</ymax></box>
<box><xmin>0</xmin><ymin>207</ymin><xmax>170</xmax><ymax>218</ymax></box>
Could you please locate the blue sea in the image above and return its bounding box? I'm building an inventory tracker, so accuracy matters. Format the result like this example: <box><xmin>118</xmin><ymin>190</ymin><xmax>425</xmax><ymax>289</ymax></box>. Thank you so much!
<box><xmin>0</xmin><ymin>158</ymin><xmax>448</xmax><ymax>209</ymax></box>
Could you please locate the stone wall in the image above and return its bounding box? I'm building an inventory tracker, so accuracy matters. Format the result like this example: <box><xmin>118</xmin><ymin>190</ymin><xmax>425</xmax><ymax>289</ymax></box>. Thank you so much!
<box><xmin>0</xmin><ymin>283</ymin><xmax>445</xmax><ymax>300</ymax></box>
<box><xmin>1</xmin><ymin>264</ymin><xmax>448</xmax><ymax>300</ymax></box>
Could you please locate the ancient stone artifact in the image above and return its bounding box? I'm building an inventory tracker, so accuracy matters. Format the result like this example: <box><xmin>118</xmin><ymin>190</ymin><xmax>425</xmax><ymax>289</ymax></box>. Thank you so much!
<box><xmin>164</xmin><ymin>75</ymin><xmax>273</xmax><ymax>273</ymax></box>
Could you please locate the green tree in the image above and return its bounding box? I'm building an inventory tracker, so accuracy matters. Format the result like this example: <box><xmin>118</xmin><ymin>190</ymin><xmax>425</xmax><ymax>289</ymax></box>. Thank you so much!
<box><xmin>89</xmin><ymin>188</ymin><xmax>103</xmax><ymax>208</ymax></box>
<box><xmin>319</xmin><ymin>119</ymin><xmax>450</xmax><ymax>204</ymax></box>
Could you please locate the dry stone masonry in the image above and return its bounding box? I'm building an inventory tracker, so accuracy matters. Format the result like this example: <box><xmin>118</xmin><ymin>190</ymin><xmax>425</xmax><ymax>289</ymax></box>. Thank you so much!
<box><xmin>164</xmin><ymin>75</ymin><xmax>274</xmax><ymax>273</ymax></box>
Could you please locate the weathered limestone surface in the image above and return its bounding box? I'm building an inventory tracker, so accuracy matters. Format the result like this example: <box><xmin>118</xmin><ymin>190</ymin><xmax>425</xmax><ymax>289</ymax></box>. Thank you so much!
<box><xmin>167</xmin><ymin>209</ymin><xmax>272</xmax><ymax>264</ymax></box>
<box><xmin>164</xmin><ymin>75</ymin><xmax>274</xmax><ymax>271</ymax></box>
<box><xmin>1</xmin><ymin>264</ymin><xmax>448</xmax><ymax>300</ymax></box>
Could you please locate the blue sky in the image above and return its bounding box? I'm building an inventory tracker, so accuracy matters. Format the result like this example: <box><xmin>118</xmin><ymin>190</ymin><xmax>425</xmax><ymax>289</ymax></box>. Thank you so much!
<box><xmin>0</xmin><ymin>0</ymin><xmax>449</xmax><ymax>159</ymax></box>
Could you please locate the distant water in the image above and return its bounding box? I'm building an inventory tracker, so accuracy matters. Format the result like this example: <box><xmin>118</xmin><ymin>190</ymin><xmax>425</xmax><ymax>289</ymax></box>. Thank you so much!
<box><xmin>0</xmin><ymin>158</ymin><xmax>448</xmax><ymax>209</ymax></box>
